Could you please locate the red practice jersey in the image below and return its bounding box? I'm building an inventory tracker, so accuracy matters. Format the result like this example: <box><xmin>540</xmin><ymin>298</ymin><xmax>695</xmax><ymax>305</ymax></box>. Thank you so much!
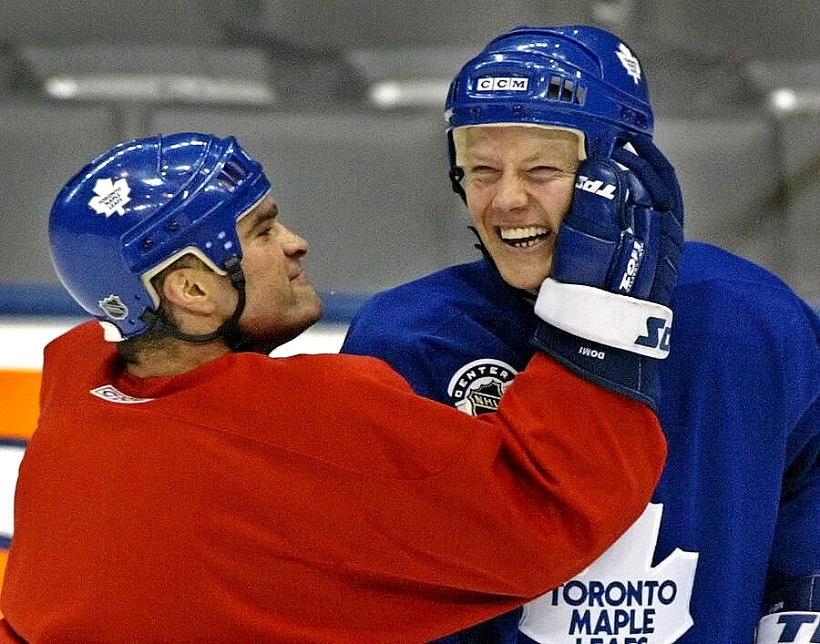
<box><xmin>0</xmin><ymin>321</ymin><xmax>665</xmax><ymax>643</ymax></box>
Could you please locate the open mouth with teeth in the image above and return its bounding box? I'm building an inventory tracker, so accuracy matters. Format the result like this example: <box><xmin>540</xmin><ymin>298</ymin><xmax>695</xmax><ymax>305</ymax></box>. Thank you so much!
<box><xmin>499</xmin><ymin>226</ymin><xmax>551</xmax><ymax>249</ymax></box>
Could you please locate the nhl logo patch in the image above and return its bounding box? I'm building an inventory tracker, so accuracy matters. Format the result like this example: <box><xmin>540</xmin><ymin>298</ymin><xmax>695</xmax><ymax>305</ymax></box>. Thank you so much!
<box><xmin>447</xmin><ymin>358</ymin><xmax>518</xmax><ymax>416</ymax></box>
<box><xmin>98</xmin><ymin>294</ymin><xmax>128</xmax><ymax>320</ymax></box>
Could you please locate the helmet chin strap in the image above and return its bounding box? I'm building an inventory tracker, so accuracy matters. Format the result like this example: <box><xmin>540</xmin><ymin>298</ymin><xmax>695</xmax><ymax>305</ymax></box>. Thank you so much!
<box><xmin>450</xmin><ymin>166</ymin><xmax>467</xmax><ymax>204</ymax></box>
<box><xmin>141</xmin><ymin>257</ymin><xmax>251</xmax><ymax>351</ymax></box>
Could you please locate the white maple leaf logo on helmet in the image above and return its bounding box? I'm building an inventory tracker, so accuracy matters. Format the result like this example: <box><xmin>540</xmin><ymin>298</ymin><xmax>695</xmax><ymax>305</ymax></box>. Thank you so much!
<box><xmin>615</xmin><ymin>42</ymin><xmax>642</xmax><ymax>85</ymax></box>
<box><xmin>89</xmin><ymin>178</ymin><xmax>131</xmax><ymax>217</ymax></box>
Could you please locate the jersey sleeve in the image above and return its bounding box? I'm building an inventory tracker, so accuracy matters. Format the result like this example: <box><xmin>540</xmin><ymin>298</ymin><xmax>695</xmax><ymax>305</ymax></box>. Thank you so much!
<box><xmin>766</xmin><ymin>297</ymin><xmax>820</xmax><ymax>583</ymax></box>
<box><xmin>236</xmin><ymin>350</ymin><xmax>669</xmax><ymax>638</ymax></box>
<box><xmin>282</xmin><ymin>351</ymin><xmax>668</xmax><ymax>616</ymax></box>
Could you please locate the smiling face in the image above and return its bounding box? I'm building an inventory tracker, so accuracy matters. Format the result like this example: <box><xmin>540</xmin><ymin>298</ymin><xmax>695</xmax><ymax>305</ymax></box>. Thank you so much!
<box><xmin>234</xmin><ymin>195</ymin><xmax>323</xmax><ymax>352</ymax></box>
<box><xmin>455</xmin><ymin>125</ymin><xmax>582</xmax><ymax>292</ymax></box>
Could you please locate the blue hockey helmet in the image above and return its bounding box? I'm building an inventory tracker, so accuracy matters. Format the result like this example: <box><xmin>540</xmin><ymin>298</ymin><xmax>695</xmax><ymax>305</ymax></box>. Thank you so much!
<box><xmin>49</xmin><ymin>132</ymin><xmax>270</xmax><ymax>341</ymax></box>
<box><xmin>445</xmin><ymin>24</ymin><xmax>654</xmax><ymax>182</ymax></box>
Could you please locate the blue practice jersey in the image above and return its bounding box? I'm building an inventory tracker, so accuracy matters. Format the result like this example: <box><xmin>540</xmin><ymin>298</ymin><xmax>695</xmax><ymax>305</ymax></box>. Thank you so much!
<box><xmin>342</xmin><ymin>241</ymin><xmax>820</xmax><ymax>644</ymax></box>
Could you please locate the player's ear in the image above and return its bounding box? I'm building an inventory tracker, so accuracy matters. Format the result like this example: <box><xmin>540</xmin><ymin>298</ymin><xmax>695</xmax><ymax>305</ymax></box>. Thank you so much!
<box><xmin>162</xmin><ymin>266</ymin><xmax>221</xmax><ymax>315</ymax></box>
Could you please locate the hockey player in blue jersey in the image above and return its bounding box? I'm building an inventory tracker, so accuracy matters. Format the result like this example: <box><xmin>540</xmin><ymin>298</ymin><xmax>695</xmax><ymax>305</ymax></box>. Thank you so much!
<box><xmin>342</xmin><ymin>25</ymin><xmax>820</xmax><ymax>644</ymax></box>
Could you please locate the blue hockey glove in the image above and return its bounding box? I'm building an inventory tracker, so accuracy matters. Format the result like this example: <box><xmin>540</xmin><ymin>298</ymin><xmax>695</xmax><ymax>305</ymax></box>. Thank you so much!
<box><xmin>756</xmin><ymin>573</ymin><xmax>820</xmax><ymax>643</ymax></box>
<box><xmin>612</xmin><ymin>135</ymin><xmax>685</xmax><ymax>306</ymax></box>
<box><xmin>532</xmin><ymin>137</ymin><xmax>684</xmax><ymax>410</ymax></box>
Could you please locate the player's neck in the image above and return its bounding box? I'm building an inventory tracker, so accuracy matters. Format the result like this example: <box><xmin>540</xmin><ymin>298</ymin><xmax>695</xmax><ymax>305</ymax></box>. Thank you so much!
<box><xmin>126</xmin><ymin>340</ymin><xmax>230</xmax><ymax>378</ymax></box>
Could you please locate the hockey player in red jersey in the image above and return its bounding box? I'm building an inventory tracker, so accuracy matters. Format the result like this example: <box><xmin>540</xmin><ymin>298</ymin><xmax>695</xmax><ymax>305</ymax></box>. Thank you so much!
<box><xmin>0</xmin><ymin>132</ymin><xmax>677</xmax><ymax>642</ymax></box>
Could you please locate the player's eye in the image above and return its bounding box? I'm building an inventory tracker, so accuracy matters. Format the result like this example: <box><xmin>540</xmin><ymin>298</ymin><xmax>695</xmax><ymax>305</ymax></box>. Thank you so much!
<box><xmin>527</xmin><ymin>166</ymin><xmax>568</xmax><ymax>182</ymax></box>
<box><xmin>468</xmin><ymin>165</ymin><xmax>500</xmax><ymax>180</ymax></box>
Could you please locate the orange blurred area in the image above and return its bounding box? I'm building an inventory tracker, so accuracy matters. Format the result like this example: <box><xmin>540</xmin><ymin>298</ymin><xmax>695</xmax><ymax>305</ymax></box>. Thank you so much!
<box><xmin>0</xmin><ymin>370</ymin><xmax>41</xmax><ymax>440</ymax></box>
<box><xmin>0</xmin><ymin>550</ymin><xmax>5</xmax><ymax>620</ymax></box>
<box><xmin>0</xmin><ymin>549</ymin><xmax>6</xmax><ymax>595</ymax></box>
<box><xmin>1</xmin><ymin>369</ymin><xmax>39</xmax><ymax>617</ymax></box>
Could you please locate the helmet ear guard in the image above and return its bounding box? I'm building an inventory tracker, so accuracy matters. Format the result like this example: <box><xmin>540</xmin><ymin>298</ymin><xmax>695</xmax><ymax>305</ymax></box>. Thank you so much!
<box><xmin>49</xmin><ymin>132</ymin><xmax>271</xmax><ymax>341</ymax></box>
<box><xmin>445</xmin><ymin>25</ymin><xmax>655</xmax><ymax>190</ymax></box>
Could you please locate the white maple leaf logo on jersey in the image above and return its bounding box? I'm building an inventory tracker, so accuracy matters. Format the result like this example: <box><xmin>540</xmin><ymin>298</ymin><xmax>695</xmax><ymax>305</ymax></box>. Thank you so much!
<box><xmin>519</xmin><ymin>503</ymin><xmax>699</xmax><ymax>643</ymax></box>
<box><xmin>616</xmin><ymin>43</ymin><xmax>642</xmax><ymax>85</ymax></box>
<box><xmin>89</xmin><ymin>178</ymin><xmax>131</xmax><ymax>217</ymax></box>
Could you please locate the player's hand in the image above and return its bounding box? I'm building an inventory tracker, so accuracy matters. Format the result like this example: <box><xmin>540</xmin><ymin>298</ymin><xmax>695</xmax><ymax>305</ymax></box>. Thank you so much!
<box><xmin>611</xmin><ymin>135</ymin><xmax>685</xmax><ymax>306</ymax></box>
<box><xmin>551</xmin><ymin>136</ymin><xmax>684</xmax><ymax>306</ymax></box>
<box><xmin>531</xmin><ymin>138</ymin><xmax>684</xmax><ymax>410</ymax></box>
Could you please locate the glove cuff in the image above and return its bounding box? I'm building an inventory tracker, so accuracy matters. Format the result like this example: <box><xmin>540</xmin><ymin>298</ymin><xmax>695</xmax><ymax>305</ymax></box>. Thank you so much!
<box><xmin>531</xmin><ymin>322</ymin><xmax>660</xmax><ymax>410</ymax></box>
<box><xmin>755</xmin><ymin>612</ymin><xmax>820</xmax><ymax>643</ymax></box>
<box><xmin>535</xmin><ymin>278</ymin><xmax>673</xmax><ymax>359</ymax></box>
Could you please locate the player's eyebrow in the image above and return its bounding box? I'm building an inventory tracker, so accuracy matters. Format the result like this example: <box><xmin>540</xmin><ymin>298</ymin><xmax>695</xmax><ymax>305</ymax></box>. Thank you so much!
<box><xmin>238</xmin><ymin>200</ymin><xmax>279</xmax><ymax>238</ymax></box>
<box><xmin>250</xmin><ymin>202</ymin><xmax>278</xmax><ymax>227</ymax></box>
<box><xmin>256</xmin><ymin>202</ymin><xmax>278</xmax><ymax>224</ymax></box>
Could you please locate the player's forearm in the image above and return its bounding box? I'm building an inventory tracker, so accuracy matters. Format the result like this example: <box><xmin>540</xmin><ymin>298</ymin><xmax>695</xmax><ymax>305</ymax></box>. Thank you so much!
<box><xmin>456</xmin><ymin>352</ymin><xmax>667</xmax><ymax>596</ymax></box>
